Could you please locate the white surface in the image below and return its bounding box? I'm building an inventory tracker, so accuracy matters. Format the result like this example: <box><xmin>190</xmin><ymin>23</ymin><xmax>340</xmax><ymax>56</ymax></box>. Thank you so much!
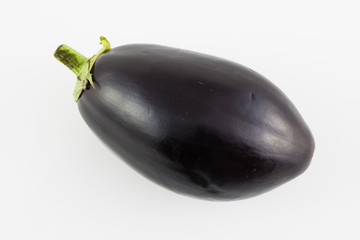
<box><xmin>1</xmin><ymin>0</ymin><xmax>359</xmax><ymax>239</ymax></box>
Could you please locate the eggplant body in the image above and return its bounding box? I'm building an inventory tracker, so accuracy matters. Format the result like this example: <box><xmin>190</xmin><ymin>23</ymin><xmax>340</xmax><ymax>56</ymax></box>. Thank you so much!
<box><xmin>78</xmin><ymin>44</ymin><xmax>315</xmax><ymax>200</ymax></box>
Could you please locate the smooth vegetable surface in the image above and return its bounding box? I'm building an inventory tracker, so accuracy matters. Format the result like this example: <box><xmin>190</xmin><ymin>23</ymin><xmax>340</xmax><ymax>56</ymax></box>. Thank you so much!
<box><xmin>55</xmin><ymin>38</ymin><xmax>315</xmax><ymax>200</ymax></box>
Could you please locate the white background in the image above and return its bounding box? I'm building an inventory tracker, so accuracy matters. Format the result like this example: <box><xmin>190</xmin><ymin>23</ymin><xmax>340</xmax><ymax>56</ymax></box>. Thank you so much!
<box><xmin>1</xmin><ymin>0</ymin><xmax>359</xmax><ymax>239</ymax></box>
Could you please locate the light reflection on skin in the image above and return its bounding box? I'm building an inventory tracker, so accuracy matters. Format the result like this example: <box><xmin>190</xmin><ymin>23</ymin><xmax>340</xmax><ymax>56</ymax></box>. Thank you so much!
<box><xmin>101</xmin><ymin>84</ymin><xmax>161</xmax><ymax>138</ymax></box>
<box><xmin>252</xmin><ymin>106</ymin><xmax>299</xmax><ymax>161</ymax></box>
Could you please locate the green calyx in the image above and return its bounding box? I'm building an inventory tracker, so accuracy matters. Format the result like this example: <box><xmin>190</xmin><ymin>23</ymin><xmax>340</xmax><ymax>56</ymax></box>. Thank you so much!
<box><xmin>54</xmin><ymin>36</ymin><xmax>111</xmax><ymax>102</ymax></box>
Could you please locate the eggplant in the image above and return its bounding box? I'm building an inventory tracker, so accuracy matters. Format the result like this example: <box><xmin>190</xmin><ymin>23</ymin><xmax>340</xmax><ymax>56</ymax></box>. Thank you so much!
<box><xmin>54</xmin><ymin>37</ymin><xmax>315</xmax><ymax>200</ymax></box>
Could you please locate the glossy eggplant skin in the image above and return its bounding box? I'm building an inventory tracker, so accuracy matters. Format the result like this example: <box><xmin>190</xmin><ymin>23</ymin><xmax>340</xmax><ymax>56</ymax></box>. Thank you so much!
<box><xmin>77</xmin><ymin>44</ymin><xmax>315</xmax><ymax>200</ymax></box>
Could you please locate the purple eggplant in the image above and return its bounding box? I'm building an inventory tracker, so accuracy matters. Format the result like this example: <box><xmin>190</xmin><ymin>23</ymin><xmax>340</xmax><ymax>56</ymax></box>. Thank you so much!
<box><xmin>55</xmin><ymin>37</ymin><xmax>314</xmax><ymax>200</ymax></box>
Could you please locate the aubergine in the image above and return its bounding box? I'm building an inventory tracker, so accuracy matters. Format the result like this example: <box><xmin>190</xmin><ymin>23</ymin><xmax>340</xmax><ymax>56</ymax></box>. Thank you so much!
<box><xmin>54</xmin><ymin>37</ymin><xmax>315</xmax><ymax>201</ymax></box>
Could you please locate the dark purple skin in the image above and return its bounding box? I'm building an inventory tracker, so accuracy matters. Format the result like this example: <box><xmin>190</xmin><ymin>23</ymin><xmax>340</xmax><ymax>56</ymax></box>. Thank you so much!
<box><xmin>77</xmin><ymin>44</ymin><xmax>315</xmax><ymax>200</ymax></box>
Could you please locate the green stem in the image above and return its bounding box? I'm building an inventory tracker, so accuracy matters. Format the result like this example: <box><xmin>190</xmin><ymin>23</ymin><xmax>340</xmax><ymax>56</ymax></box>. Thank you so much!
<box><xmin>54</xmin><ymin>44</ymin><xmax>87</xmax><ymax>75</ymax></box>
<box><xmin>54</xmin><ymin>36</ymin><xmax>111</xmax><ymax>102</ymax></box>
